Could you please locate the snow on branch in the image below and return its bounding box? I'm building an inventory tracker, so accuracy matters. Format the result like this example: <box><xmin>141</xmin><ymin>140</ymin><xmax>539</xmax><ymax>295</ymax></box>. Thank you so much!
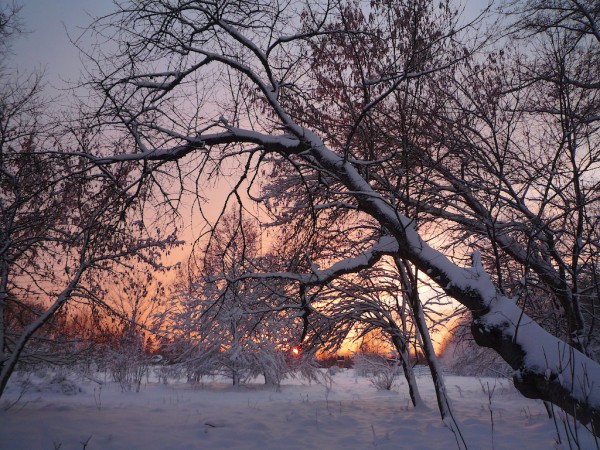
<box><xmin>92</xmin><ymin>128</ymin><xmax>307</xmax><ymax>164</ymax></box>
<box><xmin>229</xmin><ymin>235</ymin><xmax>398</xmax><ymax>287</ymax></box>
<box><xmin>299</xmin><ymin>133</ymin><xmax>600</xmax><ymax>431</ymax></box>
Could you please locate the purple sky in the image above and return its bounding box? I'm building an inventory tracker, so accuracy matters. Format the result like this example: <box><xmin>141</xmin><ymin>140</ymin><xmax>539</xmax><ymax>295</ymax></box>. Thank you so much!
<box><xmin>11</xmin><ymin>0</ymin><xmax>491</xmax><ymax>94</ymax></box>
<box><xmin>11</xmin><ymin>0</ymin><xmax>113</xmax><ymax>90</ymax></box>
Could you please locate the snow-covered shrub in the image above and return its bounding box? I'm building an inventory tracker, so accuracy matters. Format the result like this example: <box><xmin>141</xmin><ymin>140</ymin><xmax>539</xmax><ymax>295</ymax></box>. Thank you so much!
<box><xmin>105</xmin><ymin>331</ymin><xmax>151</xmax><ymax>392</ymax></box>
<box><xmin>354</xmin><ymin>352</ymin><xmax>399</xmax><ymax>390</ymax></box>
<box><xmin>11</xmin><ymin>370</ymin><xmax>83</xmax><ymax>396</ymax></box>
<box><xmin>370</xmin><ymin>366</ymin><xmax>398</xmax><ymax>391</ymax></box>
<box><xmin>47</xmin><ymin>373</ymin><xmax>82</xmax><ymax>395</ymax></box>
<box><xmin>154</xmin><ymin>364</ymin><xmax>183</xmax><ymax>384</ymax></box>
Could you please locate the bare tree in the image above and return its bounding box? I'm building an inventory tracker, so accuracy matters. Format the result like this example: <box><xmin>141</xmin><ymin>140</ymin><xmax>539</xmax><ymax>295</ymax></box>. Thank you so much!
<box><xmin>160</xmin><ymin>211</ymin><xmax>302</xmax><ymax>386</ymax></box>
<box><xmin>0</xmin><ymin>7</ymin><xmax>176</xmax><ymax>397</ymax></box>
<box><xmin>99</xmin><ymin>271</ymin><xmax>164</xmax><ymax>391</ymax></box>
<box><xmin>84</xmin><ymin>0</ymin><xmax>600</xmax><ymax>435</ymax></box>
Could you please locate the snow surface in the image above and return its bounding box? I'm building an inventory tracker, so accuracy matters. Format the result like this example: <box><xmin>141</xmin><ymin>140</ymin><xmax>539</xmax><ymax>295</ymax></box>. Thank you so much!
<box><xmin>1</xmin><ymin>368</ymin><xmax>597</xmax><ymax>449</ymax></box>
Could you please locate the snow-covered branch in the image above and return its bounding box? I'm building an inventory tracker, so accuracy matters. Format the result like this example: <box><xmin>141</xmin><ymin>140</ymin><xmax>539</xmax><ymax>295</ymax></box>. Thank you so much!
<box><xmin>84</xmin><ymin>0</ymin><xmax>600</xmax><ymax>435</ymax></box>
<box><xmin>230</xmin><ymin>235</ymin><xmax>398</xmax><ymax>287</ymax></box>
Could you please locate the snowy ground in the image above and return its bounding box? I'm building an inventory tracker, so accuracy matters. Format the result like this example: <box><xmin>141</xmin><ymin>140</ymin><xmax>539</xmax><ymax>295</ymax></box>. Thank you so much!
<box><xmin>1</xmin><ymin>368</ymin><xmax>597</xmax><ymax>449</ymax></box>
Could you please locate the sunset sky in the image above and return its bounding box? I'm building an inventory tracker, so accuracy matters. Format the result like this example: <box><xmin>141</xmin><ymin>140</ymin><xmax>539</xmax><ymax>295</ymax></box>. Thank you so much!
<box><xmin>1</xmin><ymin>3</ymin><xmax>597</xmax><ymax>447</ymax></box>
<box><xmin>8</xmin><ymin>0</ymin><xmax>489</xmax><ymax>354</ymax></box>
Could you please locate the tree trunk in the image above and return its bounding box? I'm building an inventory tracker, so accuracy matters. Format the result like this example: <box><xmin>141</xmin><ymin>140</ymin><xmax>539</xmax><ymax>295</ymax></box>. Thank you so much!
<box><xmin>390</xmin><ymin>332</ymin><xmax>422</xmax><ymax>408</ymax></box>
<box><xmin>395</xmin><ymin>257</ymin><xmax>467</xmax><ymax>447</ymax></box>
<box><xmin>311</xmin><ymin>141</ymin><xmax>600</xmax><ymax>434</ymax></box>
